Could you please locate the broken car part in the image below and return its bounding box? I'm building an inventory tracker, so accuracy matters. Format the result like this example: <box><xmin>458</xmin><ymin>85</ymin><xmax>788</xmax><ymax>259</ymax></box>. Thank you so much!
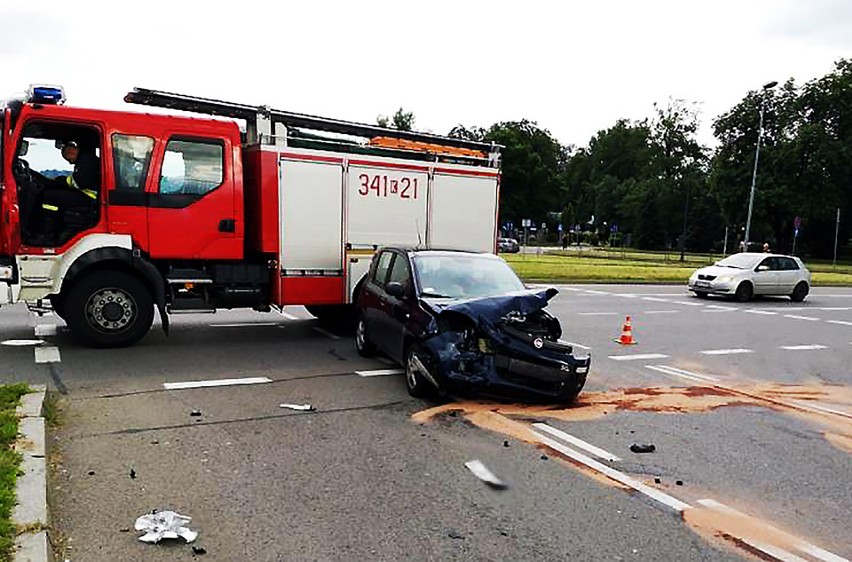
<box><xmin>465</xmin><ymin>459</ymin><xmax>508</xmax><ymax>490</ymax></box>
<box><xmin>135</xmin><ymin>510</ymin><xmax>198</xmax><ymax>544</ymax></box>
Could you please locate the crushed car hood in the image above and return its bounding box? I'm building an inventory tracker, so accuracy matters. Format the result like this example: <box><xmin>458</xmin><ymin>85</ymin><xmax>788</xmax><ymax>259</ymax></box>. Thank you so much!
<box><xmin>422</xmin><ymin>288</ymin><xmax>558</xmax><ymax>324</ymax></box>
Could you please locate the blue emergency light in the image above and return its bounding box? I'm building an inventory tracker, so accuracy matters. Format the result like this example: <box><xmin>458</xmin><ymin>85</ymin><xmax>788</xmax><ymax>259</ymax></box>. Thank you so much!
<box><xmin>26</xmin><ymin>84</ymin><xmax>65</xmax><ymax>105</ymax></box>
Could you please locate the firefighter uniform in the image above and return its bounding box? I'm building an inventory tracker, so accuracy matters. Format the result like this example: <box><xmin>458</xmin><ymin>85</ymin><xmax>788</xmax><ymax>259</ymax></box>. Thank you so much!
<box><xmin>37</xmin><ymin>146</ymin><xmax>100</xmax><ymax>244</ymax></box>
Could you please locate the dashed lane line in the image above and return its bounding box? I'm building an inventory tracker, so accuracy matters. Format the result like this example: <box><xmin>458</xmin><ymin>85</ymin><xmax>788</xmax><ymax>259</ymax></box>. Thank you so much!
<box><xmin>784</xmin><ymin>314</ymin><xmax>821</xmax><ymax>321</ymax></box>
<box><xmin>355</xmin><ymin>369</ymin><xmax>404</xmax><ymax>377</ymax></box>
<box><xmin>163</xmin><ymin>377</ymin><xmax>273</xmax><ymax>390</ymax></box>
<box><xmin>578</xmin><ymin>312</ymin><xmax>619</xmax><ymax>316</ymax></box>
<box><xmin>313</xmin><ymin>327</ymin><xmax>341</xmax><ymax>340</ymax></box>
<box><xmin>699</xmin><ymin>348</ymin><xmax>754</xmax><ymax>356</ymax></box>
<box><xmin>641</xmin><ymin>297</ymin><xmax>670</xmax><ymax>303</ymax></box>
<box><xmin>2</xmin><ymin>339</ymin><xmax>45</xmax><ymax>346</ymax></box>
<box><xmin>532</xmin><ymin>430</ymin><xmax>691</xmax><ymax>512</ymax></box>
<box><xmin>210</xmin><ymin>322</ymin><xmax>280</xmax><ymax>328</ymax></box>
<box><xmin>646</xmin><ymin>365</ymin><xmax>720</xmax><ymax>383</ymax></box>
<box><xmin>643</xmin><ymin>310</ymin><xmax>680</xmax><ymax>314</ymax></box>
<box><xmin>532</xmin><ymin>423</ymin><xmax>621</xmax><ymax>462</ymax></box>
<box><xmin>779</xmin><ymin>344</ymin><xmax>829</xmax><ymax>351</ymax></box>
<box><xmin>827</xmin><ymin>320</ymin><xmax>852</xmax><ymax>327</ymax></box>
<box><xmin>608</xmin><ymin>353</ymin><xmax>669</xmax><ymax>361</ymax></box>
<box><xmin>746</xmin><ymin>309</ymin><xmax>777</xmax><ymax>316</ymax></box>
<box><xmin>674</xmin><ymin>301</ymin><xmax>705</xmax><ymax>307</ymax></box>
<box><xmin>34</xmin><ymin>346</ymin><xmax>61</xmax><ymax>364</ymax></box>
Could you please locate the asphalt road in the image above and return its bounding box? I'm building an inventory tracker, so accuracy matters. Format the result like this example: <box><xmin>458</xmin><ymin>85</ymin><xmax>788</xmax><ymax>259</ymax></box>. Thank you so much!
<box><xmin>1</xmin><ymin>285</ymin><xmax>850</xmax><ymax>561</ymax></box>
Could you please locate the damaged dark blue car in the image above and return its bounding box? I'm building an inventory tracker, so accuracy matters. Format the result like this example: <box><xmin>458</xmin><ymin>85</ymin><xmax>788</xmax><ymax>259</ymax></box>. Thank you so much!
<box><xmin>355</xmin><ymin>248</ymin><xmax>591</xmax><ymax>403</ymax></box>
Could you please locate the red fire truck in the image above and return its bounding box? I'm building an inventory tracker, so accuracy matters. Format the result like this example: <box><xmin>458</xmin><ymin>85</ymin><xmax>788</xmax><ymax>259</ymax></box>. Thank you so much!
<box><xmin>0</xmin><ymin>86</ymin><xmax>501</xmax><ymax>347</ymax></box>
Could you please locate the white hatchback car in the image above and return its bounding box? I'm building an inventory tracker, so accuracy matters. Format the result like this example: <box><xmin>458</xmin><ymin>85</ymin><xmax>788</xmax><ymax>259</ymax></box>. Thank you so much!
<box><xmin>688</xmin><ymin>253</ymin><xmax>811</xmax><ymax>302</ymax></box>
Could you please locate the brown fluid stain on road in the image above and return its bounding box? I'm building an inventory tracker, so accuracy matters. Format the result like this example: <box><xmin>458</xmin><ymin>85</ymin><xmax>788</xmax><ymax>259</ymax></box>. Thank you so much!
<box><xmin>413</xmin><ymin>383</ymin><xmax>852</xmax><ymax>453</ymax></box>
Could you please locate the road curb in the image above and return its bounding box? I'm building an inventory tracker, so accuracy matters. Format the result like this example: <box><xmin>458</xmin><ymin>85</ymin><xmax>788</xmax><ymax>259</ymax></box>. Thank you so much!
<box><xmin>13</xmin><ymin>384</ymin><xmax>53</xmax><ymax>562</ymax></box>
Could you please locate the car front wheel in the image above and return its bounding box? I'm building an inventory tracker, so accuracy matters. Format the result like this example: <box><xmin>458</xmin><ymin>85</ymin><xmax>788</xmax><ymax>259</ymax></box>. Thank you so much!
<box><xmin>405</xmin><ymin>344</ymin><xmax>438</xmax><ymax>398</ymax></box>
<box><xmin>735</xmin><ymin>282</ymin><xmax>753</xmax><ymax>303</ymax></box>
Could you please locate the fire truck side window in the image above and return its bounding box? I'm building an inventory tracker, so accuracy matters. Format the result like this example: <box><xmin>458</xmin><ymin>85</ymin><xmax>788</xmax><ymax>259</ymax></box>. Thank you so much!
<box><xmin>112</xmin><ymin>134</ymin><xmax>154</xmax><ymax>192</ymax></box>
<box><xmin>159</xmin><ymin>139</ymin><xmax>223</xmax><ymax>196</ymax></box>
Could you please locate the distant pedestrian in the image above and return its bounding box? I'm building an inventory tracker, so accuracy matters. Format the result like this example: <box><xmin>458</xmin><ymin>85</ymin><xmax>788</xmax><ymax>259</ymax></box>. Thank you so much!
<box><xmin>561</xmin><ymin>233</ymin><xmax>568</xmax><ymax>250</ymax></box>
<box><xmin>763</xmin><ymin>242</ymin><xmax>771</xmax><ymax>253</ymax></box>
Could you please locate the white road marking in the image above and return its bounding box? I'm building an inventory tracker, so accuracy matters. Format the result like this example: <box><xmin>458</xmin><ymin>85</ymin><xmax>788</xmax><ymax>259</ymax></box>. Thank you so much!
<box><xmin>700</xmin><ymin>348</ymin><xmax>754</xmax><ymax>356</ymax></box>
<box><xmin>608</xmin><ymin>353</ymin><xmax>669</xmax><ymax>361</ymax></box>
<box><xmin>706</xmin><ymin>304</ymin><xmax>736</xmax><ymax>310</ymax></box>
<box><xmin>355</xmin><ymin>368</ymin><xmax>404</xmax><ymax>377</ymax></box>
<box><xmin>34</xmin><ymin>346</ymin><xmax>61</xmax><ymax>364</ymax></box>
<box><xmin>578</xmin><ymin>312</ymin><xmax>619</xmax><ymax>316</ymax></box>
<box><xmin>779</xmin><ymin>344</ymin><xmax>829</xmax><ymax>351</ymax></box>
<box><xmin>613</xmin><ymin>293</ymin><xmax>639</xmax><ymax>298</ymax></box>
<box><xmin>745</xmin><ymin>309</ymin><xmax>777</xmax><ymax>315</ymax></box>
<box><xmin>788</xmin><ymin>400</ymin><xmax>852</xmax><ymax>421</ymax></box>
<box><xmin>210</xmin><ymin>322</ymin><xmax>279</xmax><ymax>328</ymax></box>
<box><xmin>784</xmin><ymin>314</ymin><xmax>820</xmax><ymax>321</ymax></box>
<box><xmin>533</xmin><ymin>431</ymin><xmax>690</xmax><ymax>512</ymax></box>
<box><xmin>674</xmin><ymin>301</ymin><xmax>704</xmax><ymax>307</ymax></box>
<box><xmin>643</xmin><ymin>310</ymin><xmax>679</xmax><ymax>314</ymax></box>
<box><xmin>2</xmin><ymin>339</ymin><xmax>45</xmax><ymax>346</ymax></box>
<box><xmin>641</xmin><ymin>297</ymin><xmax>670</xmax><ymax>303</ymax></box>
<box><xmin>313</xmin><ymin>327</ymin><xmax>341</xmax><ymax>340</ymax></box>
<box><xmin>34</xmin><ymin>325</ymin><xmax>57</xmax><ymax>337</ymax></box>
<box><xmin>533</xmin><ymin>423</ymin><xmax>621</xmax><ymax>462</ymax></box>
<box><xmin>695</xmin><ymin>500</ymin><xmax>846</xmax><ymax>562</ymax></box>
<box><xmin>815</xmin><ymin>307</ymin><xmax>852</xmax><ymax>311</ymax></box>
<box><xmin>827</xmin><ymin>320</ymin><xmax>852</xmax><ymax>327</ymax></box>
<box><xmin>584</xmin><ymin>290</ymin><xmax>610</xmax><ymax>295</ymax></box>
<box><xmin>280</xmin><ymin>312</ymin><xmax>299</xmax><ymax>320</ymax></box>
<box><xmin>163</xmin><ymin>376</ymin><xmax>272</xmax><ymax>390</ymax></box>
<box><xmin>646</xmin><ymin>364</ymin><xmax>719</xmax><ymax>383</ymax></box>
<box><xmin>559</xmin><ymin>339</ymin><xmax>592</xmax><ymax>350</ymax></box>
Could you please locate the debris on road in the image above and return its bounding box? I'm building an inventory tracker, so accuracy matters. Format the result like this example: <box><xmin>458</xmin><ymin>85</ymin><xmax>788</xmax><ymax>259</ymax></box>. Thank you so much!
<box><xmin>676</xmin><ymin>480</ymin><xmax>683</xmax><ymax>486</ymax></box>
<box><xmin>279</xmin><ymin>403</ymin><xmax>316</xmax><ymax>411</ymax></box>
<box><xmin>135</xmin><ymin>510</ymin><xmax>198</xmax><ymax>544</ymax></box>
<box><xmin>87</xmin><ymin>470</ymin><xmax>95</xmax><ymax>476</ymax></box>
<box><xmin>540</xmin><ymin>454</ymin><xmax>548</xmax><ymax>460</ymax></box>
<box><xmin>448</xmin><ymin>530</ymin><xmax>465</xmax><ymax>540</ymax></box>
<box><xmin>629</xmin><ymin>443</ymin><xmax>656</xmax><ymax>454</ymax></box>
<box><xmin>654</xmin><ymin>477</ymin><xmax>662</xmax><ymax>484</ymax></box>
<box><xmin>190</xmin><ymin>409</ymin><xmax>202</xmax><ymax>417</ymax></box>
<box><xmin>503</xmin><ymin>440</ymin><xmax>510</xmax><ymax>448</ymax></box>
<box><xmin>191</xmin><ymin>545</ymin><xmax>207</xmax><ymax>555</ymax></box>
<box><xmin>465</xmin><ymin>459</ymin><xmax>508</xmax><ymax>490</ymax></box>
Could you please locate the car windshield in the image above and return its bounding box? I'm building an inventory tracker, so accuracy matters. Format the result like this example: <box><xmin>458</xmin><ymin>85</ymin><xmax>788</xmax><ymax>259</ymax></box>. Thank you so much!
<box><xmin>715</xmin><ymin>253</ymin><xmax>763</xmax><ymax>269</ymax></box>
<box><xmin>413</xmin><ymin>254</ymin><xmax>525</xmax><ymax>299</ymax></box>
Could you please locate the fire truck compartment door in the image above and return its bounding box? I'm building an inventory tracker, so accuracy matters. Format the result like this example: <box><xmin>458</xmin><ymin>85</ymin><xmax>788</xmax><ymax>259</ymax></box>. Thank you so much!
<box><xmin>347</xmin><ymin>166</ymin><xmax>428</xmax><ymax>247</ymax></box>
<box><xmin>279</xmin><ymin>159</ymin><xmax>343</xmax><ymax>272</ymax></box>
<box><xmin>428</xmin><ymin>173</ymin><xmax>498</xmax><ymax>253</ymax></box>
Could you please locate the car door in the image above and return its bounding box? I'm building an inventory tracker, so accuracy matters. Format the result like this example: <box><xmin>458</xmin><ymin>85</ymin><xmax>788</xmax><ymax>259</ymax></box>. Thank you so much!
<box><xmin>752</xmin><ymin>257</ymin><xmax>780</xmax><ymax>295</ymax></box>
<box><xmin>776</xmin><ymin>257</ymin><xmax>801</xmax><ymax>294</ymax></box>
<box><xmin>382</xmin><ymin>252</ymin><xmax>415</xmax><ymax>363</ymax></box>
<box><xmin>360</xmin><ymin>251</ymin><xmax>394</xmax><ymax>353</ymax></box>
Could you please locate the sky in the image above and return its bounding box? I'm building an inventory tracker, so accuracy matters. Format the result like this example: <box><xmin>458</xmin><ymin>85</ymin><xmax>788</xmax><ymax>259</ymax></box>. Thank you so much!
<box><xmin>1</xmin><ymin>0</ymin><xmax>850</xmax><ymax>149</ymax></box>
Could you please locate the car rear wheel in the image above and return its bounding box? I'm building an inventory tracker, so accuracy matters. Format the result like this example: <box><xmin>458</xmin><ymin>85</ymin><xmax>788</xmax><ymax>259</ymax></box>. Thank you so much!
<box><xmin>790</xmin><ymin>282</ymin><xmax>809</xmax><ymax>303</ymax></box>
<box><xmin>354</xmin><ymin>315</ymin><xmax>376</xmax><ymax>357</ymax></box>
<box><xmin>735</xmin><ymin>282</ymin><xmax>753</xmax><ymax>303</ymax></box>
<box><xmin>405</xmin><ymin>344</ymin><xmax>438</xmax><ymax>398</ymax></box>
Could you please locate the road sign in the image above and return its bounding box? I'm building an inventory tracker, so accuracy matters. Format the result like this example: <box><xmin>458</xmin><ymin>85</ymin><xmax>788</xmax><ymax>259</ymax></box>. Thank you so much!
<box><xmin>522</xmin><ymin>219</ymin><xmax>532</xmax><ymax>228</ymax></box>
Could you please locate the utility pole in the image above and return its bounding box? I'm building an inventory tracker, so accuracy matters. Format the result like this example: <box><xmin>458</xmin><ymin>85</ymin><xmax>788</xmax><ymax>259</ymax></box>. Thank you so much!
<box><xmin>834</xmin><ymin>207</ymin><xmax>841</xmax><ymax>266</ymax></box>
<box><xmin>744</xmin><ymin>81</ymin><xmax>778</xmax><ymax>252</ymax></box>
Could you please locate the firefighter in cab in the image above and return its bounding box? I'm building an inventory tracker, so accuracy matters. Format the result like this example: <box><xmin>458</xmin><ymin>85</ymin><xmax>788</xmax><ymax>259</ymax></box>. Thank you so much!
<box><xmin>37</xmin><ymin>140</ymin><xmax>100</xmax><ymax>245</ymax></box>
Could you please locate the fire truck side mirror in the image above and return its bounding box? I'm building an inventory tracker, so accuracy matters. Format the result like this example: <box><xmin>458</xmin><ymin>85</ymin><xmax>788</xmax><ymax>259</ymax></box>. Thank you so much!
<box><xmin>18</xmin><ymin>140</ymin><xmax>29</xmax><ymax>157</ymax></box>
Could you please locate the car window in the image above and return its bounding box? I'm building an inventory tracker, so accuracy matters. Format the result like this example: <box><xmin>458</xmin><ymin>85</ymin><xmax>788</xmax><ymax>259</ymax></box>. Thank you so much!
<box><xmin>387</xmin><ymin>254</ymin><xmax>412</xmax><ymax>291</ymax></box>
<box><xmin>780</xmin><ymin>258</ymin><xmax>799</xmax><ymax>271</ymax></box>
<box><xmin>371</xmin><ymin>252</ymin><xmax>394</xmax><ymax>286</ymax></box>
<box><xmin>757</xmin><ymin>258</ymin><xmax>776</xmax><ymax>271</ymax></box>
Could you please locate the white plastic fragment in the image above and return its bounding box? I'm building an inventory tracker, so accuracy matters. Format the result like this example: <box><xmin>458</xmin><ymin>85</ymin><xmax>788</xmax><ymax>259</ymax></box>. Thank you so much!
<box><xmin>465</xmin><ymin>460</ymin><xmax>508</xmax><ymax>489</ymax></box>
<box><xmin>134</xmin><ymin>510</ymin><xmax>198</xmax><ymax>544</ymax></box>
<box><xmin>279</xmin><ymin>403</ymin><xmax>315</xmax><ymax>411</ymax></box>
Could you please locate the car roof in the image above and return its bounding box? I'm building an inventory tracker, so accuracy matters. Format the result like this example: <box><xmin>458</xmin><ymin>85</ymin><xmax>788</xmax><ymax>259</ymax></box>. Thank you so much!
<box><xmin>377</xmin><ymin>246</ymin><xmax>499</xmax><ymax>259</ymax></box>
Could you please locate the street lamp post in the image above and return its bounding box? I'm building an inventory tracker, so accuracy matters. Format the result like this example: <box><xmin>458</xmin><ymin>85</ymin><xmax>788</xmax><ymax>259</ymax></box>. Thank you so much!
<box><xmin>743</xmin><ymin>80</ymin><xmax>778</xmax><ymax>252</ymax></box>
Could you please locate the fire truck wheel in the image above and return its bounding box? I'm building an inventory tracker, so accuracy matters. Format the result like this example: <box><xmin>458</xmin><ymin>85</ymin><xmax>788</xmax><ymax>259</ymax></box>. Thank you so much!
<box><xmin>65</xmin><ymin>271</ymin><xmax>155</xmax><ymax>348</ymax></box>
<box><xmin>48</xmin><ymin>295</ymin><xmax>66</xmax><ymax>321</ymax></box>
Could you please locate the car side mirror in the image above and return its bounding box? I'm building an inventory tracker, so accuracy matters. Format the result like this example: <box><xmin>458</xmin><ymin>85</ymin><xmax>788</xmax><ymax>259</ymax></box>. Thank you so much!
<box><xmin>18</xmin><ymin>140</ymin><xmax>29</xmax><ymax>157</ymax></box>
<box><xmin>386</xmin><ymin>281</ymin><xmax>406</xmax><ymax>299</ymax></box>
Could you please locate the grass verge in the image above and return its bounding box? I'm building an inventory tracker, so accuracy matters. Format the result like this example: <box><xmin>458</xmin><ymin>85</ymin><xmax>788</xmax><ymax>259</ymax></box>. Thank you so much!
<box><xmin>0</xmin><ymin>383</ymin><xmax>31</xmax><ymax>560</ymax></box>
<box><xmin>504</xmin><ymin>253</ymin><xmax>852</xmax><ymax>286</ymax></box>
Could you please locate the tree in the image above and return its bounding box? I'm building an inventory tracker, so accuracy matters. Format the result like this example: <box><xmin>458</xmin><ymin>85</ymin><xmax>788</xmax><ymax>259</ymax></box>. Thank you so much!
<box><xmin>377</xmin><ymin>108</ymin><xmax>415</xmax><ymax>131</ymax></box>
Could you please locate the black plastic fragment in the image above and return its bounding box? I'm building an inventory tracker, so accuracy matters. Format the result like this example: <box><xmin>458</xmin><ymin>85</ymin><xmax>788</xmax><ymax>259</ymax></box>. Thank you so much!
<box><xmin>190</xmin><ymin>409</ymin><xmax>202</xmax><ymax>417</ymax></box>
<box><xmin>192</xmin><ymin>545</ymin><xmax>207</xmax><ymax>555</ymax></box>
<box><xmin>629</xmin><ymin>443</ymin><xmax>656</xmax><ymax>454</ymax></box>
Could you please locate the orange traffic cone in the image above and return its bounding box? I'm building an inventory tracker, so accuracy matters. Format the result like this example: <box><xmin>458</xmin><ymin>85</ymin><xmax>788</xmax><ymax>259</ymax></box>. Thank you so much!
<box><xmin>615</xmin><ymin>316</ymin><xmax>637</xmax><ymax>345</ymax></box>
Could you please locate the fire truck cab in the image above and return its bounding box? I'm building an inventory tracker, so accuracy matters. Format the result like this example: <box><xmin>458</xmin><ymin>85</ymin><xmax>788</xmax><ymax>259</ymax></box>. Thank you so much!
<box><xmin>0</xmin><ymin>86</ymin><xmax>501</xmax><ymax>347</ymax></box>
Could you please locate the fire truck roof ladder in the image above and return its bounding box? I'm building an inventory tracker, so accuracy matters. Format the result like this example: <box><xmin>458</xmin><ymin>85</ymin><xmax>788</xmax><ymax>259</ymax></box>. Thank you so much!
<box><xmin>125</xmin><ymin>88</ymin><xmax>501</xmax><ymax>167</ymax></box>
